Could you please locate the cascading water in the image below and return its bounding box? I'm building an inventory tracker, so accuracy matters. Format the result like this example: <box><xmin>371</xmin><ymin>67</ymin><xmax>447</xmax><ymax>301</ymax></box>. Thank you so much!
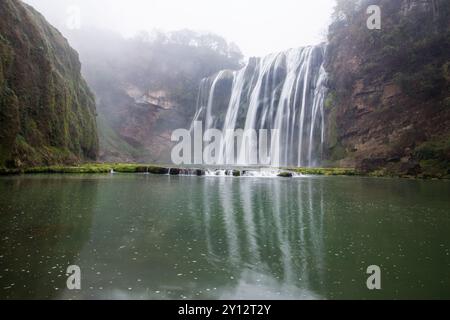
<box><xmin>190</xmin><ymin>44</ymin><xmax>327</xmax><ymax>168</ymax></box>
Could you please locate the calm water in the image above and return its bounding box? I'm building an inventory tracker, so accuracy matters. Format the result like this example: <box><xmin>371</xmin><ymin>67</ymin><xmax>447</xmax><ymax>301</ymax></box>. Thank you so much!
<box><xmin>0</xmin><ymin>174</ymin><xmax>449</xmax><ymax>300</ymax></box>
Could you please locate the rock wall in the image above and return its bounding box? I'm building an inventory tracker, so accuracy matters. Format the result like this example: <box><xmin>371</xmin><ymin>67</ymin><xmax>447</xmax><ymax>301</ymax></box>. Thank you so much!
<box><xmin>324</xmin><ymin>0</ymin><xmax>450</xmax><ymax>177</ymax></box>
<box><xmin>0</xmin><ymin>0</ymin><xmax>98</xmax><ymax>167</ymax></box>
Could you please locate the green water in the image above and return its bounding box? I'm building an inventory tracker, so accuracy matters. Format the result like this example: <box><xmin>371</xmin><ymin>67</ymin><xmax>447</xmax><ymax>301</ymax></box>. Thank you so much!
<box><xmin>0</xmin><ymin>174</ymin><xmax>449</xmax><ymax>300</ymax></box>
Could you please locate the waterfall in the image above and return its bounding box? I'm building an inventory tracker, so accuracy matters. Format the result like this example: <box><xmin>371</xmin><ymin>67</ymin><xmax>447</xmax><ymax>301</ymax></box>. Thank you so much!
<box><xmin>190</xmin><ymin>44</ymin><xmax>327</xmax><ymax>167</ymax></box>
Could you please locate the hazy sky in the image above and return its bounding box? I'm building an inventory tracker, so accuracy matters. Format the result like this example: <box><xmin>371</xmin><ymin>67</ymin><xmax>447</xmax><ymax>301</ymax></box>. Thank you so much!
<box><xmin>24</xmin><ymin>0</ymin><xmax>335</xmax><ymax>57</ymax></box>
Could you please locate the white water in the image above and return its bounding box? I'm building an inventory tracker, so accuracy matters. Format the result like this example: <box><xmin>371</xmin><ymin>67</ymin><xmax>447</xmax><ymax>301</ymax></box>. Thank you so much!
<box><xmin>204</xmin><ymin>169</ymin><xmax>299</xmax><ymax>178</ymax></box>
<box><xmin>172</xmin><ymin>168</ymin><xmax>300</xmax><ymax>178</ymax></box>
<box><xmin>190</xmin><ymin>45</ymin><xmax>327</xmax><ymax>167</ymax></box>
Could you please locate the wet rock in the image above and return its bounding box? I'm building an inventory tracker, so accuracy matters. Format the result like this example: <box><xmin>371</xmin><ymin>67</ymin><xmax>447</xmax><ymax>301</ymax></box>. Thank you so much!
<box><xmin>148</xmin><ymin>167</ymin><xmax>169</xmax><ymax>175</ymax></box>
<box><xmin>278</xmin><ymin>172</ymin><xmax>293</xmax><ymax>178</ymax></box>
<box><xmin>135</xmin><ymin>166</ymin><xmax>149</xmax><ymax>173</ymax></box>
<box><xmin>169</xmin><ymin>168</ymin><xmax>181</xmax><ymax>175</ymax></box>
<box><xmin>195</xmin><ymin>169</ymin><xmax>205</xmax><ymax>176</ymax></box>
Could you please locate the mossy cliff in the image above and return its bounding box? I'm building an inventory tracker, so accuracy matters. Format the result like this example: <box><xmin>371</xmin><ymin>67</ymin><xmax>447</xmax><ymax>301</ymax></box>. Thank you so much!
<box><xmin>324</xmin><ymin>0</ymin><xmax>450</xmax><ymax>178</ymax></box>
<box><xmin>0</xmin><ymin>0</ymin><xmax>98</xmax><ymax>168</ymax></box>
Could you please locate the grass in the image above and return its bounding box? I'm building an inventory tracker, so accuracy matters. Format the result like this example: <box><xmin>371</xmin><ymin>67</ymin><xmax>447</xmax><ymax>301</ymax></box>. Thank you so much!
<box><xmin>0</xmin><ymin>163</ymin><xmax>169</xmax><ymax>175</ymax></box>
<box><xmin>289</xmin><ymin>167</ymin><xmax>359</xmax><ymax>176</ymax></box>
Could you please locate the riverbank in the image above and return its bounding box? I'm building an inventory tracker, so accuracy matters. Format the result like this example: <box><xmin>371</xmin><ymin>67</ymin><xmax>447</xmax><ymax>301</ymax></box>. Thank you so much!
<box><xmin>0</xmin><ymin>163</ymin><xmax>448</xmax><ymax>179</ymax></box>
<box><xmin>0</xmin><ymin>164</ymin><xmax>168</xmax><ymax>175</ymax></box>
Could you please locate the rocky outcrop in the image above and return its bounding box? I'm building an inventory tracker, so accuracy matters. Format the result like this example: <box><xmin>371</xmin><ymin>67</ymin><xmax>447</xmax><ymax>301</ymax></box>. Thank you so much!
<box><xmin>0</xmin><ymin>0</ymin><xmax>98</xmax><ymax>168</ymax></box>
<box><xmin>97</xmin><ymin>82</ymin><xmax>185</xmax><ymax>163</ymax></box>
<box><xmin>324</xmin><ymin>0</ymin><xmax>450</xmax><ymax>178</ymax></box>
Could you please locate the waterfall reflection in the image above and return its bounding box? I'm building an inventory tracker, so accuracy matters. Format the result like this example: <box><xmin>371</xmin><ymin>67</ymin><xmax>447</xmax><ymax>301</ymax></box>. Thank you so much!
<box><xmin>195</xmin><ymin>177</ymin><xmax>326</xmax><ymax>299</ymax></box>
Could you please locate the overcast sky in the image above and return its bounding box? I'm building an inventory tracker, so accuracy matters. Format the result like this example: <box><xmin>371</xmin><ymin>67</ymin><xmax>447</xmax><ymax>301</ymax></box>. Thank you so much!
<box><xmin>23</xmin><ymin>0</ymin><xmax>336</xmax><ymax>57</ymax></box>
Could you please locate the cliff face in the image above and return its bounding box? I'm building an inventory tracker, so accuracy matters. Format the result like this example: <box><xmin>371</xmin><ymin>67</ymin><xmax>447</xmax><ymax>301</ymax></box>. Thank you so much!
<box><xmin>325</xmin><ymin>0</ymin><xmax>450</xmax><ymax>178</ymax></box>
<box><xmin>0</xmin><ymin>0</ymin><xmax>98</xmax><ymax>168</ymax></box>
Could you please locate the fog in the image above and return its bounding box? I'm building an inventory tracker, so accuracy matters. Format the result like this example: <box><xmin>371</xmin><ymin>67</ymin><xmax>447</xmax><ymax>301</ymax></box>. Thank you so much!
<box><xmin>23</xmin><ymin>0</ymin><xmax>335</xmax><ymax>57</ymax></box>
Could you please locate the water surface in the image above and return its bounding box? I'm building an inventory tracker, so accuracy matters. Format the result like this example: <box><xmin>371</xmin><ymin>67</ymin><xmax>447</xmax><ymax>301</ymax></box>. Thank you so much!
<box><xmin>0</xmin><ymin>174</ymin><xmax>449</xmax><ymax>299</ymax></box>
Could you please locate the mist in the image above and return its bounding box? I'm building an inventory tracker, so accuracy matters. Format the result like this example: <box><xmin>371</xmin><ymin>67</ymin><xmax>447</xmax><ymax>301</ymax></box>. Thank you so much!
<box><xmin>23</xmin><ymin>0</ymin><xmax>335</xmax><ymax>57</ymax></box>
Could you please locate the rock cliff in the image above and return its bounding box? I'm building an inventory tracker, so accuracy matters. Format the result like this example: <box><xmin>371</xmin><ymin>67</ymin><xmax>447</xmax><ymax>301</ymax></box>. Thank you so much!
<box><xmin>324</xmin><ymin>0</ymin><xmax>450</xmax><ymax>177</ymax></box>
<box><xmin>0</xmin><ymin>0</ymin><xmax>98</xmax><ymax>167</ymax></box>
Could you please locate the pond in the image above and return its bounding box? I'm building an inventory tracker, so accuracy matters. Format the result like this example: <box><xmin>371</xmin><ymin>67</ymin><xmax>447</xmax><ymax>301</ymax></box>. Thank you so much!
<box><xmin>0</xmin><ymin>174</ymin><xmax>449</xmax><ymax>299</ymax></box>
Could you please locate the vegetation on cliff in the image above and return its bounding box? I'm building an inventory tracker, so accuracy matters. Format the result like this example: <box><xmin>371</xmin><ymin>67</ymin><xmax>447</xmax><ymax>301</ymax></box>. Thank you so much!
<box><xmin>324</xmin><ymin>0</ymin><xmax>450</xmax><ymax>178</ymax></box>
<box><xmin>0</xmin><ymin>0</ymin><xmax>98</xmax><ymax>168</ymax></box>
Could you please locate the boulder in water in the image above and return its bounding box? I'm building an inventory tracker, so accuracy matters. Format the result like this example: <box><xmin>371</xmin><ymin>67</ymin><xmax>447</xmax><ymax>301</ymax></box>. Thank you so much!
<box><xmin>196</xmin><ymin>169</ymin><xmax>206</xmax><ymax>176</ymax></box>
<box><xmin>278</xmin><ymin>172</ymin><xmax>293</xmax><ymax>178</ymax></box>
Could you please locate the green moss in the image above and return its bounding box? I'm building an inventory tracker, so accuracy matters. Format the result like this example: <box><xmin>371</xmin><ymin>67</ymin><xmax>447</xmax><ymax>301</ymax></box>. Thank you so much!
<box><xmin>324</xmin><ymin>91</ymin><xmax>337</xmax><ymax>110</ymax></box>
<box><xmin>325</xmin><ymin>107</ymin><xmax>348</xmax><ymax>162</ymax></box>
<box><xmin>326</xmin><ymin>108</ymin><xmax>338</xmax><ymax>148</ymax></box>
<box><xmin>290</xmin><ymin>167</ymin><xmax>358</xmax><ymax>176</ymax></box>
<box><xmin>111</xmin><ymin>164</ymin><xmax>141</xmax><ymax>173</ymax></box>
<box><xmin>24</xmin><ymin>165</ymin><xmax>110</xmax><ymax>174</ymax></box>
<box><xmin>2</xmin><ymin>163</ymin><xmax>174</xmax><ymax>175</ymax></box>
